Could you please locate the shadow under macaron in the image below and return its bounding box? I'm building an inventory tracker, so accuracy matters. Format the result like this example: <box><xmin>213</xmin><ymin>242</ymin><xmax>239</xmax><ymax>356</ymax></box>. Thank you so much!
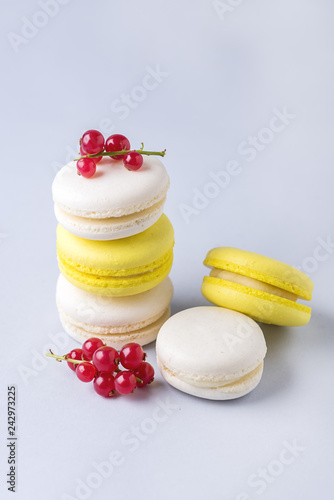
<box><xmin>245</xmin><ymin>324</ymin><xmax>293</xmax><ymax>403</ymax></box>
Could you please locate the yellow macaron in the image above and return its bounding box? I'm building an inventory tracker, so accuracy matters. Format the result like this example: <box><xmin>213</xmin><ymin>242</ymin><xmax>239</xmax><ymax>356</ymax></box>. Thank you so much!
<box><xmin>57</xmin><ymin>214</ymin><xmax>174</xmax><ymax>296</ymax></box>
<box><xmin>201</xmin><ymin>247</ymin><xmax>314</xmax><ymax>326</ymax></box>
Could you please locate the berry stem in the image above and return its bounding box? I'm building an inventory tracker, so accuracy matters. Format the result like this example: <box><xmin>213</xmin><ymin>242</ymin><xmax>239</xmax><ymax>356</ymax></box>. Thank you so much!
<box><xmin>75</xmin><ymin>148</ymin><xmax>166</xmax><ymax>161</ymax></box>
<box><xmin>45</xmin><ymin>351</ymin><xmax>83</xmax><ymax>365</ymax></box>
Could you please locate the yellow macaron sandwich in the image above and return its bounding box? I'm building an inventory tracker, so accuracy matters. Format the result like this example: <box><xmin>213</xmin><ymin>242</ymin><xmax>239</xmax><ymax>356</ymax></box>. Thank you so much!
<box><xmin>57</xmin><ymin>214</ymin><xmax>174</xmax><ymax>297</ymax></box>
<box><xmin>202</xmin><ymin>247</ymin><xmax>313</xmax><ymax>326</ymax></box>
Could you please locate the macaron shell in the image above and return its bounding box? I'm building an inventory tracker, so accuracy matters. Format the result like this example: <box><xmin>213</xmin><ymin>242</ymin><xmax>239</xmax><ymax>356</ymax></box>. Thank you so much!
<box><xmin>56</xmin><ymin>274</ymin><xmax>174</xmax><ymax>331</ymax></box>
<box><xmin>204</xmin><ymin>247</ymin><xmax>313</xmax><ymax>300</ymax></box>
<box><xmin>157</xmin><ymin>307</ymin><xmax>266</xmax><ymax>378</ymax></box>
<box><xmin>202</xmin><ymin>276</ymin><xmax>312</xmax><ymax>326</ymax></box>
<box><xmin>157</xmin><ymin>359</ymin><xmax>264</xmax><ymax>400</ymax></box>
<box><xmin>56</xmin><ymin>214</ymin><xmax>174</xmax><ymax>273</ymax></box>
<box><xmin>60</xmin><ymin>307</ymin><xmax>171</xmax><ymax>350</ymax></box>
<box><xmin>52</xmin><ymin>156</ymin><xmax>170</xmax><ymax>218</ymax></box>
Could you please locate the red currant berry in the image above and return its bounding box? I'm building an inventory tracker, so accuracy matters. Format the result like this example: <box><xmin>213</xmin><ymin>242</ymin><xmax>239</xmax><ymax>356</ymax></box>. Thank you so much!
<box><xmin>120</xmin><ymin>343</ymin><xmax>145</xmax><ymax>370</ymax></box>
<box><xmin>82</xmin><ymin>338</ymin><xmax>105</xmax><ymax>361</ymax></box>
<box><xmin>123</xmin><ymin>152</ymin><xmax>143</xmax><ymax>171</ymax></box>
<box><xmin>93</xmin><ymin>346</ymin><xmax>119</xmax><ymax>373</ymax></box>
<box><xmin>77</xmin><ymin>157</ymin><xmax>96</xmax><ymax>178</ymax></box>
<box><xmin>81</xmin><ymin>130</ymin><xmax>105</xmax><ymax>155</ymax></box>
<box><xmin>76</xmin><ymin>362</ymin><xmax>96</xmax><ymax>383</ymax></box>
<box><xmin>80</xmin><ymin>145</ymin><xmax>102</xmax><ymax>163</ymax></box>
<box><xmin>134</xmin><ymin>362</ymin><xmax>155</xmax><ymax>387</ymax></box>
<box><xmin>93</xmin><ymin>373</ymin><xmax>115</xmax><ymax>397</ymax></box>
<box><xmin>65</xmin><ymin>348</ymin><xmax>85</xmax><ymax>371</ymax></box>
<box><xmin>105</xmin><ymin>134</ymin><xmax>130</xmax><ymax>160</ymax></box>
<box><xmin>114</xmin><ymin>371</ymin><xmax>137</xmax><ymax>395</ymax></box>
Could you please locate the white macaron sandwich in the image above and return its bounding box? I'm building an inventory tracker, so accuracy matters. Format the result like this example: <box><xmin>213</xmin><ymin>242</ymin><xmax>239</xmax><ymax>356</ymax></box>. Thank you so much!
<box><xmin>56</xmin><ymin>274</ymin><xmax>173</xmax><ymax>350</ymax></box>
<box><xmin>156</xmin><ymin>306</ymin><xmax>267</xmax><ymax>400</ymax></box>
<box><xmin>52</xmin><ymin>156</ymin><xmax>170</xmax><ymax>240</ymax></box>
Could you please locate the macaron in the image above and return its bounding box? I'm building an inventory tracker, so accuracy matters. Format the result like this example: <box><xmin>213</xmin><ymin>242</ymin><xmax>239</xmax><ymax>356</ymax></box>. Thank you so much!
<box><xmin>202</xmin><ymin>247</ymin><xmax>314</xmax><ymax>326</ymax></box>
<box><xmin>156</xmin><ymin>306</ymin><xmax>267</xmax><ymax>400</ymax></box>
<box><xmin>56</xmin><ymin>274</ymin><xmax>173</xmax><ymax>349</ymax></box>
<box><xmin>52</xmin><ymin>156</ymin><xmax>170</xmax><ymax>240</ymax></box>
<box><xmin>57</xmin><ymin>214</ymin><xmax>174</xmax><ymax>296</ymax></box>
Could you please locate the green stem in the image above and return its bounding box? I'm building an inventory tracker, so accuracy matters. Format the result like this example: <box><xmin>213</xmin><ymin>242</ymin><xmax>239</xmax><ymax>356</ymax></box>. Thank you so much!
<box><xmin>45</xmin><ymin>352</ymin><xmax>83</xmax><ymax>365</ymax></box>
<box><xmin>74</xmin><ymin>148</ymin><xmax>166</xmax><ymax>161</ymax></box>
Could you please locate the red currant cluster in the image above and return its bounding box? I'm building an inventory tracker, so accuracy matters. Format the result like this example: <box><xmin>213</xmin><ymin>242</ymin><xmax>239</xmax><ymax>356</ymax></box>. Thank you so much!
<box><xmin>76</xmin><ymin>129</ymin><xmax>166</xmax><ymax>178</ymax></box>
<box><xmin>47</xmin><ymin>338</ymin><xmax>154</xmax><ymax>398</ymax></box>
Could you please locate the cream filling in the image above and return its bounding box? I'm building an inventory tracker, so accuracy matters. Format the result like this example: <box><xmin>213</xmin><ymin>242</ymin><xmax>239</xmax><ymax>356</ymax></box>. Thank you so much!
<box><xmin>160</xmin><ymin>361</ymin><xmax>264</xmax><ymax>389</ymax></box>
<box><xmin>57</xmin><ymin>303</ymin><xmax>169</xmax><ymax>334</ymax></box>
<box><xmin>55</xmin><ymin>197</ymin><xmax>165</xmax><ymax>231</ymax></box>
<box><xmin>60</xmin><ymin>308</ymin><xmax>171</xmax><ymax>350</ymax></box>
<box><xmin>210</xmin><ymin>269</ymin><xmax>299</xmax><ymax>302</ymax></box>
<box><xmin>55</xmin><ymin>183</ymin><xmax>169</xmax><ymax>219</ymax></box>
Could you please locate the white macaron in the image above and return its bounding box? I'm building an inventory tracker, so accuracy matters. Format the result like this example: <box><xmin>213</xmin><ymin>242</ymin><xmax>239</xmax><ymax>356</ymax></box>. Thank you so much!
<box><xmin>156</xmin><ymin>307</ymin><xmax>267</xmax><ymax>400</ymax></box>
<box><xmin>56</xmin><ymin>274</ymin><xmax>173</xmax><ymax>349</ymax></box>
<box><xmin>52</xmin><ymin>156</ymin><xmax>170</xmax><ymax>240</ymax></box>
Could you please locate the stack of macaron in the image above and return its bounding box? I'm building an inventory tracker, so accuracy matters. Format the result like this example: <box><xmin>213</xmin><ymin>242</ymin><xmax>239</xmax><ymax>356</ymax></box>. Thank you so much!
<box><xmin>156</xmin><ymin>247</ymin><xmax>313</xmax><ymax>400</ymax></box>
<box><xmin>52</xmin><ymin>132</ymin><xmax>174</xmax><ymax>350</ymax></box>
<box><xmin>51</xmin><ymin>131</ymin><xmax>314</xmax><ymax>403</ymax></box>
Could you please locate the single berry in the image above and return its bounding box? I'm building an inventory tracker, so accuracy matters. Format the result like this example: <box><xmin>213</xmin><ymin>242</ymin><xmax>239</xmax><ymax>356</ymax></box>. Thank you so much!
<box><xmin>114</xmin><ymin>371</ymin><xmax>137</xmax><ymax>395</ymax></box>
<box><xmin>134</xmin><ymin>362</ymin><xmax>155</xmax><ymax>387</ymax></box>
<box><xmin>93</xmin><ymin>346</ymin><xmax>119</xmax><ymax>373</ymax></box>
<box><xmin>76</xmin><ymin>362</ymin><xmax>96</xmax><ymax>383</ymax></box>
<box><xmin>65</xmin><ymin>348</ymin><xmax>85</xmax><ymax>371</ymax></box>
<box><xmin>105</xmin><ymin>134</ymin><xmax>130</xmax><ymax>160</ymax></box>
<box><xmin>120</xmin><ymin>343</ymin><xmax>145</xmax><ymax>370</ymax></box>
<box><xmin>77</xmin><ymin>157</ymin><xmax>96</xmax><ymax>178</ymax></box>
<box><xmin>80</xmin><ymin>145</ymin><xmax>102</xmax><ymax>163</ymax></box>
<box><xmin>123</xmin><ymin>151</ymin><xmax>143</xmax><ymax>171</ymax></box>
<box><xmin>93</xmin><ymin>373</ymin><xmax>115</xmax><ymax>397</ymax></box>
<box><xmin>82</xmin><ymin>337</ymin><xmax>105</xmax><ymax>361</ymax></box>
<box><xmin>81</xmin><ymin>130</ymin><xmax>105</xmax><ymax>155</ymax></box>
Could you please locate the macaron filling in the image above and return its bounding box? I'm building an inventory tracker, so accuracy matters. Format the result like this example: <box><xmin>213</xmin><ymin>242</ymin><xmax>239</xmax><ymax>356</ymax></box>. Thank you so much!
<box><xmin>55</xmin><ymin>195</ymin><xmax>166</xmax><ymax>222</ymax></box>
<box><xmin>209</xmin><ymin>268</ymin><xmax>299</xmax><ymax>302</ymax></box>
<box><xmin>54</xmin><ymin>197</ymin><xmax>166</xmax><ymax>235</ymax></box>
<box><xmin>159</xmin><ymin>360</ymin><xmax>264</xmax><ymax>389</ymax></box>
<box><xmin>204</xmin><ymin>249</ymin><xmax>313</xmax><ymax>301</ymax></box>
<box><xmin>60</xmin><ymin>307</ymin><xmax>171</xmax><ymax>348</ymax></box>
<box><xmin>58</xmin><ymin>304</ymin><xmax>170</xmax><ymax>335</ymax></box>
